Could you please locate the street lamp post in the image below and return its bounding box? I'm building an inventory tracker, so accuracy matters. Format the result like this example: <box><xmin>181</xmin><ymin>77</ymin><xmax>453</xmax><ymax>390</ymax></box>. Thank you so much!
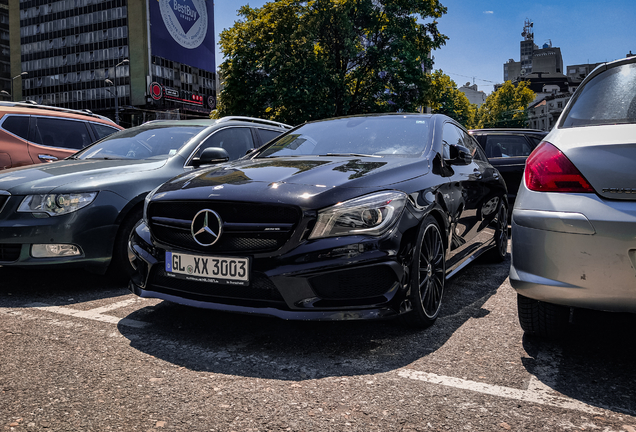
<box><xmin>106</xmin><ymin>59</ymin><xmax>129</xmax><ymax>125</ymax></box>
<box><xmin>11</xmin><ymin>72</ymin><xmax>28</xmax><ymax>102</ymax></box>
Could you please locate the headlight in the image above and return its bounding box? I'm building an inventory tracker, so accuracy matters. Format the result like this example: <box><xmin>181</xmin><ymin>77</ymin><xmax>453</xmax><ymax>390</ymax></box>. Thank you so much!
<box><xmin>309</xmin><ymin>191</ymin><xmax>407</xmax><ymax>239</ymax></box>
<box><xmin>18</xmin><ymin>192</ymin><xmax>97</xmax><ymax>216</ymax></box>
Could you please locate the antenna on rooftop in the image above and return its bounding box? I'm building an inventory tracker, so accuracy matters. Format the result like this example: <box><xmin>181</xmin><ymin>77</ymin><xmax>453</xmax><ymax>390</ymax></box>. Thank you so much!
<box><xmin>522</xmin><ymin>19</ymin><xmax>534</xmax><ymax>41</ymax></box>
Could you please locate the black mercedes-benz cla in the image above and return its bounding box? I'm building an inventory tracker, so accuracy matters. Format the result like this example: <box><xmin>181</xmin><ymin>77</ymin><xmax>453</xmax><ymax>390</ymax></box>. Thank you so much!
<box><xmin>129</xmin><ymin>113</ymin><xmax>508</xmax><ymax>327</ymax></box>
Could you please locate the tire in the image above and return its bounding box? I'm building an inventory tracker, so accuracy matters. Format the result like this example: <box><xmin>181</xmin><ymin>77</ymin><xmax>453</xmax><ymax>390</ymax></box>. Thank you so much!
<box><xmin>517</xmin><ymin>294</ymin><xmax>570</xmax><ymax>338</ymax></box>
<box><xmin>401</xmin><ymin>216</ymin><xmax>446</xmax><ymax>328</ymax></box>
<box><xmin>107</xmin><ymin>207</ymin><xmax>143</xmax><ymax>282</ymax></box>
<box><xmin>485</xmin><ymin>201</ymin><xmax>508</xmax><ymax>263</ymax></box>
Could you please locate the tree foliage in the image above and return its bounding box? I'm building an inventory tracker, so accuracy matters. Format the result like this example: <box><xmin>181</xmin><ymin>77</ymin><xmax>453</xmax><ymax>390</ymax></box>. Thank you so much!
<box><xmin>476</xmin><ymin>81</ymin><xmax>535</xmax><ymax>128</ymax></box>
<box><xmin>215</xmin><ymin>0</ymin><xmax>448</xmax><ymax>125</ymax></box>
<box><xmin>427</xmin><ymin>70</ymin><xmax>476</xmax><ymax>128</ymax></box>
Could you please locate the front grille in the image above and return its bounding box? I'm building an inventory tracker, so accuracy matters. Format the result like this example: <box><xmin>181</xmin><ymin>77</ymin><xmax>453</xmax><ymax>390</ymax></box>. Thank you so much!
<box><xmin>309</xmin><ymin>266</ymin><xmax>397</xmax><ymax>300</ymax></box>
<box><xmin>0</xmin><ymin>244</ymin><xmax>21</xmax><ymax>262</ymax></box>
<box><xmin>148</xmin><ymin>201</ymin><xmax>300</xmax><ymax>253</ymax></box>
<box><xmin>148</xmin><ymin>266</ymin><xmax>285</xmax><ymax>303</ymax></box>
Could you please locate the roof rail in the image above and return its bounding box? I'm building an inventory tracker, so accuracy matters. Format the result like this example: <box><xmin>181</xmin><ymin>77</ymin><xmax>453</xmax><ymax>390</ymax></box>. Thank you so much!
<box><xmin>216</xmin><ymin>116</ymin><xmax>292</xmax><ymax>129</ymax></box>
<box><xmin>0</xmin><ymin>101</ymin><xmax>117</xmax><ymax>124</ymax></box>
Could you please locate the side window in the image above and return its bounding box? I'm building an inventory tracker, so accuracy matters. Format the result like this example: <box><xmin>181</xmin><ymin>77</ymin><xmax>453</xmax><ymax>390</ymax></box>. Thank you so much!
<box><xmin>459</xmin><ymin>130</ymin><xmax>486</xmax><ymax>162</ymax></box>
<box><xmin>192</xmin><ymin>127</ymin><xmax>254</xmax><ymax>162</ymax></box>
<box><xmin>256</xmin><ymin>128</ymin><xmax>284</xmax><ymax>146</ymax></box>
<box><xmin>2</xmin><ymin>116</ymin><xmax>30</xmax><ymax>140</ymax></box>
<box><xmin>441</xmin><ymin>123</ymin><xmax>462</xmax><ymax>160</ymax></box>
<box><xmin>32</xmin><ymin>117</ymin><xmax>92</xmax><ymax>149</ymax></box>
<box><xmin>484</xmin><ymin>135</ymin><xmax>533</xmax><ymax>158</ymax></box>
<box><xmin>91</xmin><ymin>123</ymin><xmax>119</xmax><ymax>140</ymax></box>
<box><xmin>527</xmin><ymin>135</ymin><xmax>544</xmax><ymax>148</ymax></box>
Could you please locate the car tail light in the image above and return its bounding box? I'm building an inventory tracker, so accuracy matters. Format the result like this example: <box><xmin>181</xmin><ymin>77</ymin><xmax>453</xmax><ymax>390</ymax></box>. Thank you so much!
<box><xmin>525</xmin><ymin>141</ymin><xmax>594</xmax><ymax>193</ymax></box>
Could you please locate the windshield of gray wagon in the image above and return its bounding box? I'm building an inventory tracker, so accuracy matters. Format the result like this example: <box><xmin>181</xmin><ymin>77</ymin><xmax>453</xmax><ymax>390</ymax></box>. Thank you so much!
<box><xmin>258</xmin><ymin>116</ymin><xmax>432</xmax><ymax>158</ymax></box>
<box><xmin>75</xmin><ymin>125</ymin><xmax>206</xmax><ymax>160</ymax></box>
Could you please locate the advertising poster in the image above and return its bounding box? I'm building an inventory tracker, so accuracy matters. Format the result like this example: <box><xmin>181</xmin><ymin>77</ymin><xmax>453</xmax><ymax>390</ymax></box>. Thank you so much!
<box><xmin>149</xmin><ymin>0</ymin><xmax>215</xmax><ymax>72</ymax></box>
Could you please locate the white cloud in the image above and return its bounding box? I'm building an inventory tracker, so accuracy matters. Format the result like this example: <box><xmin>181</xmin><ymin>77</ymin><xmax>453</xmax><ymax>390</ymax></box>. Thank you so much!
<box><xmin>483</xmin><ymin>10</ymin><xmax>494</xmax><ymax>14</ymax></box>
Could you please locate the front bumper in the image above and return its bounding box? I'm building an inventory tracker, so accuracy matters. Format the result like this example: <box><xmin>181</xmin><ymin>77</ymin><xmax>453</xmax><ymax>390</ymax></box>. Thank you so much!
<box><xmin>510</xmin><ymin>187</ymin><xmax>636</xmax><ymax>313</ymax></box>
<box><xmin>0</xmin><ymin>191</ymin><xmax>126</xmax><ymax>271</ymax></box>
<box><xmin>128</xmin><ymin>215</ymin><xmax>421</xmax><ymax>321</ymax></box>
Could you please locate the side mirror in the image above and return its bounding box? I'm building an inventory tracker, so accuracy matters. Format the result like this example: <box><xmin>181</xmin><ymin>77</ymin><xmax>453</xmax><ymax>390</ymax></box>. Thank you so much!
<box><xmin>446</xmin><ymin>144</ymin><xmax>472</xmax><ymax>166</ymax></box>
<box><xmin>191</xmin><ymin>147</ymin><xmax>230</xmax><ymax>167</ymax></box>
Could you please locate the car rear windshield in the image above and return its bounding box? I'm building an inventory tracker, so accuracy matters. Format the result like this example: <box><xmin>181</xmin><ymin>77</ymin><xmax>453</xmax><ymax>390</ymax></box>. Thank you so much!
<box><xmin>75</xmin><ymin>125</ymin><xmax>206</xmax><ymax>160</ymax></box>
<box><xmin>258</xmin><ymin>116</ymin><xmax>431</xmax><ymax>158</ymax></box>
<box><xmin>561</xmin><ymin>63</ymin><xmax>636</xmax><ymax>128</ymax></box>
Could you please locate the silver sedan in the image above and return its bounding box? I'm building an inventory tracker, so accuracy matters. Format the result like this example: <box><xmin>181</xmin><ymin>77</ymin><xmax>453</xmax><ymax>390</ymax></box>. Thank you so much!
<box><xmin>510</xmin><ymin>55</ymin><xmax>636</xmax><ymax>337</ymax></box>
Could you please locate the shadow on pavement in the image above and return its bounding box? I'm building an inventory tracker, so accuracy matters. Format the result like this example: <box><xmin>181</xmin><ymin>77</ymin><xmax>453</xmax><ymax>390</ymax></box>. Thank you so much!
<box><xmin>118</xmin><ymin>254</ymin><xmax>512</xmax><ymax>380</ymax></box>
<box><xmin>522</xmin><ymin>309</ymin><xmax>636</xmax><ymax>416</ymax></box>
<box><xmin>0</xmin><ymin>266</ymin><xmax>128</xmax><ymax>307</ymax></box>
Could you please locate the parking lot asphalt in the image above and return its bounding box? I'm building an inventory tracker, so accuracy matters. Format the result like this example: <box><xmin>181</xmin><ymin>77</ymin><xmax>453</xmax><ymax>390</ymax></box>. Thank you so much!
<box><xmin>2</xmin><ymin>244</ymin><xmax>636</xmax><ymax>431</ymax></box>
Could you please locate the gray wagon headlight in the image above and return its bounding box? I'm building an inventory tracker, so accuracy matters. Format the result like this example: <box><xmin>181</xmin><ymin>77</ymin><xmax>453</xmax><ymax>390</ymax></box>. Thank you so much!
<box><xmin>309</xmin><ymin>191</ymin><xmax>407</xmax><ymax>239</ymax></box>
<box><xmin>18</xmin><ymin>192</ymin><xmax>97</xmax><ymax>216</ymax></box>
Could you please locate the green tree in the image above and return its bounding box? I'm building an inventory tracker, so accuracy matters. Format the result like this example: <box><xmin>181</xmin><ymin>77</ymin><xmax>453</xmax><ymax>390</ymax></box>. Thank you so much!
<box><xmin>215</xmin><ymin>0</ymin><xmax>448</xmax><ymax>125</ymax></box>
<box><xmin>476</xmin><ymin>80</ymin><xmax>535</xmax><ymax>128</ymax></box>
<box><xmin>427</xmin><ymin>70</ymin><xmax>476</xmax><ymax>128</ymax></box>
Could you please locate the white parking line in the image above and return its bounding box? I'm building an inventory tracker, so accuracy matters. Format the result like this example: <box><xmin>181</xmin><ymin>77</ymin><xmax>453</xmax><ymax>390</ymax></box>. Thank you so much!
<box><xmin>27</xmin><ymin>300</ymin><xmax>148</xmax><ymax>328</ymax></box>
<box><xmin>398</xmin><ymin>369</ymin><xmax>618</xmax><ymax>415</ymax></box>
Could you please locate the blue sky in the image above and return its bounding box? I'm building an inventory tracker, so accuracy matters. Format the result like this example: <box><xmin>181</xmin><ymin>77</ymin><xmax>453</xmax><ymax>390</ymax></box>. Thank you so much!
<box><xmin>213</xmin><ymin>0</ymin><xmax>636</xmax><ymax>94</ymax></box>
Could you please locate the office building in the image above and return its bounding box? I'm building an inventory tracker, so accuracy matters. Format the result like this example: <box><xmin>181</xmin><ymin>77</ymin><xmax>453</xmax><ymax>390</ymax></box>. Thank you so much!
<box><xmin>9</xmin><ymin>0</ymin><xmax>216</xmax><ymax>126</ymax></box>
<box><xmin>504</xmin><ymin>20</ymin><xmax>563</xmax><ymax>82</ymax></box>
<box><xmin>0</xmin><ymin>0</ymin><xmax>9</xmax><ymax>96</ymax></box>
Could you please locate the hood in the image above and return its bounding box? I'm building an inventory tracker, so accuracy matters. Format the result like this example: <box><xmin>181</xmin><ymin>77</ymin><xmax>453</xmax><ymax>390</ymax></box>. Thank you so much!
<box><xmin>0</xmin><ymin>159</ymin><xmax>167</xmax><ymax>195</ymax></box>
<box><xmin>155</xmin><ymin>156</ymin><xmax>429</xmax><ymax>206</ymax></box>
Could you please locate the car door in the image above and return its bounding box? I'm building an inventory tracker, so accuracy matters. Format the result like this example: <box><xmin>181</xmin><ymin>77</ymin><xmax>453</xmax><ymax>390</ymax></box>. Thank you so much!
<box><xmin>28</xmin><ymin>116</ymin><xmax>93</xmax><ymax>163</ymax></box>
<box><xmin>0</xmin><ymin>114</ymin><xmax>31</xmax><ymax>168</ymax></box>
<box><xmin>440</xmin><ymin>122</ymin><xmax>490</xmax><ymax>269</ymax></box>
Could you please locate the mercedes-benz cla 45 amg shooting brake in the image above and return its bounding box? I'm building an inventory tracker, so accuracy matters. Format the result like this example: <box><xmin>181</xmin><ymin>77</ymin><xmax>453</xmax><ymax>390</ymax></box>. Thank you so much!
<box><xmin>129</xmin><ymin>114</ymin><xmax>508</xmax><ymax>327</ymax></box>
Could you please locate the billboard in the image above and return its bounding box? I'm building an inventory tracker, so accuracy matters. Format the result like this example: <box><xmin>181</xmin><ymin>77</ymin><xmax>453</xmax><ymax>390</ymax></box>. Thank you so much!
<box><xmin>149</xmin><ymin>0</ymin><xmax>215</xmax><ymax>72</ymax></box>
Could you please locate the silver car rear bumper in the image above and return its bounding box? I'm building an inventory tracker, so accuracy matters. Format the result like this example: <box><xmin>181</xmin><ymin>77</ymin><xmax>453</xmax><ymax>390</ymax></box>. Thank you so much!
<box><xmin>510</xmin><ymin>188</ymin><xmax>636</xmax><ymax>313</ymax></box>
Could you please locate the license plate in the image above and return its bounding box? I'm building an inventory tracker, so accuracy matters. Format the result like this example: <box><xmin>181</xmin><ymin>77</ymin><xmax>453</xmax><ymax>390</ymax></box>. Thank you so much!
<box><xmin>165</xmin><ymin>251</ymin><xmax>250</xmax><ymax>285</ymax></box>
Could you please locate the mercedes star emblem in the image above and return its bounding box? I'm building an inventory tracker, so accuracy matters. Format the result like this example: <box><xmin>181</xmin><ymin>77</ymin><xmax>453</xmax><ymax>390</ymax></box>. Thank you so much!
<box><xmin>191</xmin><ymin>209</ymin><xmax>223</xmax><ymax>246</ymax></box>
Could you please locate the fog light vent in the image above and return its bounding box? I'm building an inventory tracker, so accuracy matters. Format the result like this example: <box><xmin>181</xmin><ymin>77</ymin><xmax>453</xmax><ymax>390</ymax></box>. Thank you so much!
<box><xmin>31</xmin><ymin>244</ymin><xmax>81</xmax><ymax>258</ymax></box>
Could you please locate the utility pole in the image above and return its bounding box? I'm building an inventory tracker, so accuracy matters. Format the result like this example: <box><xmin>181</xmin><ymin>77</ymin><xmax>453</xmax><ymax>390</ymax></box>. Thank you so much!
<box><xmin>105</xmin><ymin>59</ymin><xmax>129</xmax><ymax>125</ymax></box>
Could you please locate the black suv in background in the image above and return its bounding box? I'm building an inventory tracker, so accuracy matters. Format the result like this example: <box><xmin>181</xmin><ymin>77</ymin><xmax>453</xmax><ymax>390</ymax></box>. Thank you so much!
<box><xmin>469</xmin><ymin>128</ymin><xmax>547</xmax><ymax>207</ymax></box>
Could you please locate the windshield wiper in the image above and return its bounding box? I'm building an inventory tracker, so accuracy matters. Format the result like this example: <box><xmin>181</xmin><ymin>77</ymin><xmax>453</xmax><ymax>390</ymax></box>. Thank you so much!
<box><xmin>323</xmin><ymin>153</ymin><xmax>382</xmax><ymax>158</ymax></box>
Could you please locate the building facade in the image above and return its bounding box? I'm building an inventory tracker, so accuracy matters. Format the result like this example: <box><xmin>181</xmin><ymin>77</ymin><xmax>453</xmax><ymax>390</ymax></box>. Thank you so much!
<box><xmin>9</xmin><ymin>0</ymin><xmax>216</xmax><ymax>127</ymax></box>
<box><xmin>0</xmin><ymin>0</ymin><xmax>9</xmax><ymax>96</ymax></box>
<box><xmin>458</xmin><ymin>83</ymin><xmax>486</xmax><ymax>107</ymax></box>
<box><xmin>527</xmin><ymin>92</ymin><xmax>571</xmax><ymax>131</ymax></box>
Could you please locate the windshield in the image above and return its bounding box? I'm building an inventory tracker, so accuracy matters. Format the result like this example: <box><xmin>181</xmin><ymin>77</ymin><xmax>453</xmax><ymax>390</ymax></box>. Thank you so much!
<box><xmin>75</xmin><ymin>124</ymin><xmax>207</xmax><ymax>160</ymax></box>
<box><xmin>561</xmin><ymin>63</ymin><xmax>636</xmax><ymax>128</ymax></box>
<box><xmin>258</xmin><ymin>116</ymin><xmax>431</xmax><ymax>158</ymax></box>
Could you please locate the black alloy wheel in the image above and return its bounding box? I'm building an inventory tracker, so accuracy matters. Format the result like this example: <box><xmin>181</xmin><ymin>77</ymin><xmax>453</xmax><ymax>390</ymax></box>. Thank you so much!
<box><xmin>487</xmin><ymin>203</ymin><xmax>509</xmax><ymax>262</ymax></box>
<box><xmin>402</xmin><ymin>215</ymin><xmax>446</xmax><ymax>328</ymax></box>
